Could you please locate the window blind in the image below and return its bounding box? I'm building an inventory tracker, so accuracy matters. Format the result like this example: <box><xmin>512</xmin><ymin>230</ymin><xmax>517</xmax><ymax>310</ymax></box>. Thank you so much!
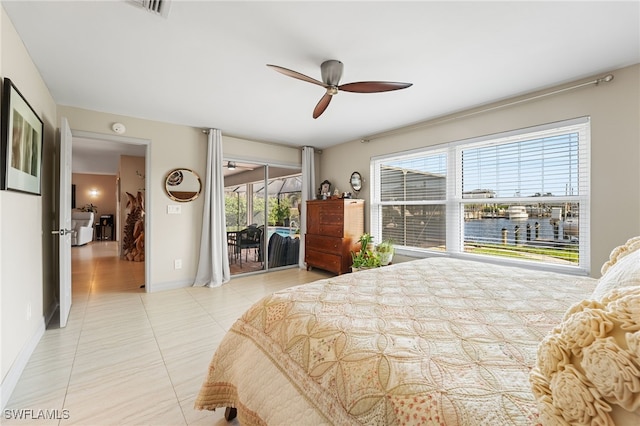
<box><xmin>375</xmin><ymin>152</ymin><xmax>447</xmax><ymax>250</ymax></box>
<box><xmin>458</xmin><ymin>120</ymin><xmax>589</xmax><ymax>270</ymax></box>
<box><xmin>371</xmin><ymin>117</ymin><xmax>590</xmax><ymax>272</ymax></box>
<box><xmin>461</xmin><ymin>133</ymin><xmax>581</xmax><ymax>199</ymax></box>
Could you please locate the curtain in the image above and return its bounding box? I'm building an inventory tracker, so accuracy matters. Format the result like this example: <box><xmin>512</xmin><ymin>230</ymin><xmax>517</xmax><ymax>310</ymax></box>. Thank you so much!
<box><xmin>194</xmin><ymin>129</ymin><xmax>231</xmax><ymax>287</ymax></box>
<box><xmin>298</xmin><ymin>146</ymin><xmax>316</xmax><ymax>268</ymax></box>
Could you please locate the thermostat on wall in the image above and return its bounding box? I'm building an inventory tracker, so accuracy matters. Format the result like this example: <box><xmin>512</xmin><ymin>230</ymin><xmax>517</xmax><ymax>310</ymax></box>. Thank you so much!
<box><xmin>112</xmin><ymin>122</ymin><xmax>126</xmax><ymax>134</ymax></box>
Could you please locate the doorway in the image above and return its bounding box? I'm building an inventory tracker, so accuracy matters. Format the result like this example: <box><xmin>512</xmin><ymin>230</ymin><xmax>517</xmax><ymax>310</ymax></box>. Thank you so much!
<box><xmin>70</xmin><ymin>130</ymin><xmax>150</xmax><ymax>291</ymax></box>
<box><xmin>223</xmin><ymin>160</ymin><xmax>302</xmax><ymax>276</ymax></box>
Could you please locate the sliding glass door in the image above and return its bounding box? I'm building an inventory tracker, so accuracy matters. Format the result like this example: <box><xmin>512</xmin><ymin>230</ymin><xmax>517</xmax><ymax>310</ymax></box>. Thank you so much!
<box><xmin>224</xmin><ymin>160</ymin><xmax>301</xmax><ymax>276</ymax></box>
<box><xmin>265</xmin><ymin>167</ymin><xmax>301</xmax><ymax>270</ymax></box>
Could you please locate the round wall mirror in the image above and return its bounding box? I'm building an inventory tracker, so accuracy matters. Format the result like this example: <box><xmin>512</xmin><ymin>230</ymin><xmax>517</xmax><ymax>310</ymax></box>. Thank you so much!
<box><xmin>350</xmin><ymin>171</ymin><xmax>362</xmax><ymax>193</ymax></box>
<box><xmin>164</xmin><ymin>168</ymin><xmax>202</xmax><ymax>202</ymax></box>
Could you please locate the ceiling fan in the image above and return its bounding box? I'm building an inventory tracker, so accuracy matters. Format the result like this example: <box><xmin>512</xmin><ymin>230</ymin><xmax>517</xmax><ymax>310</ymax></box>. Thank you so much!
<box><xmin>223</xmin><ymin>161</ymin><xmax>252</xmax><ymax>171</ymax></box>
<box><xmin>267</xmin><ymin>60</ymin><xmax>412</xmax><ymax>119</ymax></box>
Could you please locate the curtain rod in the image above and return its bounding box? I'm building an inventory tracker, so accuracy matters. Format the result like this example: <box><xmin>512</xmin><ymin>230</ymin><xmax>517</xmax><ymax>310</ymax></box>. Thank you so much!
<box><xmin>200</xmin><ymin>128</ymin><xmax>322</xmax><ymax>153</ymax></box>
<box><xmin>362</xmin><ymin>73</ymin><xmax>615</xmax><ymax>142</ymax></box>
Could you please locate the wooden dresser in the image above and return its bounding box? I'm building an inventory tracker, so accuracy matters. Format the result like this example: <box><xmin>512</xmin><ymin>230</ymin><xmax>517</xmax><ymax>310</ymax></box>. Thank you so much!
<box><xmin>305</xmin><ymin>198</ymin><xmax>364</xmax><ymax>274</ymax></box>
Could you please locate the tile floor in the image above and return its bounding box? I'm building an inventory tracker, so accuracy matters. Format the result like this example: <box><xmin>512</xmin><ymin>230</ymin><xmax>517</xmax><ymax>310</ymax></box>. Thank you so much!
<box><xmin>4</xmin><ymin>241</ymin><xmax>330</xmax><ymax>425</ymax></box>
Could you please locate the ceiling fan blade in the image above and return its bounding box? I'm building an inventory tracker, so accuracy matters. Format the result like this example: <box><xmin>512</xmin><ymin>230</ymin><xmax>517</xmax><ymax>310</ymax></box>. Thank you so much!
<box><xmin>313</xmin><ymin>93</ymin><xmax>332</xmax><ymax>119</ymax></box>
<box><xmin>338</xmin><ymin>81</ymin><xmax>413</xmax><ymax>93</ymax></box>
<box><xmin>267</xmin><ymin>64</ymin><xmax>327</xmax><ymax>88</ymax></box>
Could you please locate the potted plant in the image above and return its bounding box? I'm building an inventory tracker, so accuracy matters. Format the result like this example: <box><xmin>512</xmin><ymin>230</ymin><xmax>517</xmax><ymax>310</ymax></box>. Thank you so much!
<box><xmin>376</xmin><ymin>239</ymin><xmax>395</xmax><ymax>266</ymax></box>
<box><xmin>275</xmin><ymin>203</ymin><xmax>290</xmax><ymax>226</ymax></box>
<box><xmin>269</xmin><ymin>199</ymin><xmax>290</xmax><ymax>226</ymax></box>
<box><xmin>351</xmin><ymin>233</ymin><xmax>381</xmax><ymax>272</ymax></box>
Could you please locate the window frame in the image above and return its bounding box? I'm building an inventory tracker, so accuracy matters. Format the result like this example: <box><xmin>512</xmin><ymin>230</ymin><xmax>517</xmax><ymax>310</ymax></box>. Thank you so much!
<box><xmin>370</xmin><ymin>117</ymin><xmax>591</xmax><ymax>274</ymax></box>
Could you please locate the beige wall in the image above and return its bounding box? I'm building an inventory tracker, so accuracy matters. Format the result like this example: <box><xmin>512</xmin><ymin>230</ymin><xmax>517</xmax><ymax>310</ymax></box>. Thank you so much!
<box><xmin>0</xmin><ymin>7</ymin><xmax>58</xmax><ymax>398</ymax></box>
<box><xmin>72</xmin><ymin>173</ymin><xmax>118</xmax><ymax>219</ymax></box>
<box><xmin>320</xmin><ymin>64</ymin><xmax>640</xmax><ymax>277</ymax></box>
<box><xmin>57</xmin><ymin>105</ymin><xmax>303</xmax><ymax>290</ymax></box>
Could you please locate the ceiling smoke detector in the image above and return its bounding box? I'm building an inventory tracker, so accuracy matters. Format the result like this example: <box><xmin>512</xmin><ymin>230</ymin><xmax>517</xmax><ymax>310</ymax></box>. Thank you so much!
<box><xmin>112</xmin><ymin>122</ymin><xmax>126</xmax><ymax>134</ymax></box>
<box><xmin>127</xmin><ymin>0</ymin><xmax>171</xmax><ymax>18</ymax></box>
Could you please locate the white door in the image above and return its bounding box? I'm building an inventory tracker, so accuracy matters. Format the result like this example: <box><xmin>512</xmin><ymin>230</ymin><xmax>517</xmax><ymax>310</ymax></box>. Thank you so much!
<box><xmin>56</xmin><ymin>118</ymin><xmax>73</xmax><ymax>327</ymax></box>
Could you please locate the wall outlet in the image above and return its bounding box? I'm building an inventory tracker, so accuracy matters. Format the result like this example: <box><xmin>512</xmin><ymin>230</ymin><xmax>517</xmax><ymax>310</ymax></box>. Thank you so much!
<box><xmin>167</xmin><ymin>205</ymin><xmax>181</xmax><ymax>214</ymax></box>
<box><xmin>174</xmin><ymin>259</ymin><xmax>182</xmax><ymax>269</ymax></box>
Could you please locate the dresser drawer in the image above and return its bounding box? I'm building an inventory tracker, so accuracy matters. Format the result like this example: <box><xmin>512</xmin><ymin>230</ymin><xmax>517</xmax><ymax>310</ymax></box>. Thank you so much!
<box><xmin>305</xmin><ymin>249</ymin><xmax>342</xmax><ymax>274</ymax></box>
<box><xmin>318</xmin><ymin>222</ymin><xmax>344</xmax><ymax>238</ymax></box>
<box><xmin>306</xmin><ymin>234</ymin><xmax>342</xmax><ymax>253</ymax></box>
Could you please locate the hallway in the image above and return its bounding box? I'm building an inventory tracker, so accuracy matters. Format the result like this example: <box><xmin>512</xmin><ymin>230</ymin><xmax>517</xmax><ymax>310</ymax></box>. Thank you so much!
<box><xmin>70</xmin><ymin>240</ymin><xmax>145</xmax><ymax>297</ymax></box>
<box><xmin>4</xmin><ymin>241</ymin><xmax>329</xmax><ymax>425</ymax></box>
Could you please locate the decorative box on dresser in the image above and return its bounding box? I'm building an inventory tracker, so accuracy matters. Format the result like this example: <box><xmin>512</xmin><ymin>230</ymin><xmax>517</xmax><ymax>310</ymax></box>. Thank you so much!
<box><xmin>305</xmin><ymin>198</ymin><xmax>364</xmax><ymax>274</ymax></box>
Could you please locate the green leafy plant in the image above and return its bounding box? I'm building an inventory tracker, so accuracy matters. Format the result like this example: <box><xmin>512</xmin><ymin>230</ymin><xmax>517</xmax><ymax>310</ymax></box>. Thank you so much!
<box><xmin>351</xmin><ymin>233</ymin><xmax>381</xmax><ymax>269</ymax></box>
<box><xmin>376</xmin><ymin>239</ymin><xmax>394</xmax><ymax>253</ymax></box>
<box><xmin>375</xmin><ymin>239</ymin><xmax>395</xmax><ymax>265</ymax></box>
<box><xmin>269</xmin><ymin>198</ymin><xmax>291</xmax><ymax>225</ymax></box>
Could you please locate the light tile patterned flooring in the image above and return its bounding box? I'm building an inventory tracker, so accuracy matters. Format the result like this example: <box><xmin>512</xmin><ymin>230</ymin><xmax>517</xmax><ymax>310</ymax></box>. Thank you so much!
<box><xmin>5</xmin><ymin>241</ymin><xmax>330</xmax><ymax>425</ymax></box>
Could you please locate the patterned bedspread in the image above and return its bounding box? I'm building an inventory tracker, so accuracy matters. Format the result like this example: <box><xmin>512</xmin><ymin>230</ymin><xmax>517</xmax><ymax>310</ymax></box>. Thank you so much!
<box><xmin>195</xmin><ymin>257</ymin><xmax>597</xmax><ymax>425</ymax></box>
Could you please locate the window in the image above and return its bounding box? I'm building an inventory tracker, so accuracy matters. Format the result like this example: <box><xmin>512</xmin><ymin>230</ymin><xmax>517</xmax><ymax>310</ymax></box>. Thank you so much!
<box><xmin>371</xmin><ymin>118</ymin><xmax>590</xmax><ymax>272</ymax></box>
<box><xmin>373</xmin><ymin>151</ymin><xmax>448</xmax><ymax>250</ymax></box>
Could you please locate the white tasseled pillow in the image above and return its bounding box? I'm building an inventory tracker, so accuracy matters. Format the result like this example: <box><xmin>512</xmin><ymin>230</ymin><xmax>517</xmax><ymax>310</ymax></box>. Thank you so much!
<box><xmin>530</xmin><ymin>286</ymin><xmax>640</xmax><ymax>425</ymax></box>
<box><xmin>592</xmin><ymin>237</ymin><xmax>640</xmax><ymax>301</ymax></box>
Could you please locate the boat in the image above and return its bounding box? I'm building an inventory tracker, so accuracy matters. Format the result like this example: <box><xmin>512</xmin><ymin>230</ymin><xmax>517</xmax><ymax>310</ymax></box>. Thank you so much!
<box><xmin>563</xmin><ymin>213</ymin><xmax>579</xmax><ymax>237</ymax></box>
<box><xmin>507</xmin><ymin>205</ymin><xmax>528</xmax><ymax>220</ymax></box>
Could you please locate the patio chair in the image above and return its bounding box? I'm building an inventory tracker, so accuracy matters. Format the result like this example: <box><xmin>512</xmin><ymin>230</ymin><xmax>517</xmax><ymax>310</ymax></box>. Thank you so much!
<box><xmin>238</xmin><ymin>225</ymin><xmax>263</xmax><ymax>265</ymax></box>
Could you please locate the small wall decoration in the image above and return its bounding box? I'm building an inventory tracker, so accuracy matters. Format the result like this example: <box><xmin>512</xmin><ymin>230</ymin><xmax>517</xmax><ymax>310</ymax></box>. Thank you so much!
<box><xmin>0</xmin><ymin>78</ymin><xmax>44</xmax><ymax>195</ymax></box>
<box><xmin>350</xmin><ymin>171</ymin><xmax>362</xmax><ymax>195</ymax></box>
<box><xmin>319</xmin><ymin>179</ymin><xmax>331</xmax><ymax>199</ymax></box>
<box><xmin>164</xmin><ymin>168</ymin><xmax>201</xmax><ymax>202</ymax></box>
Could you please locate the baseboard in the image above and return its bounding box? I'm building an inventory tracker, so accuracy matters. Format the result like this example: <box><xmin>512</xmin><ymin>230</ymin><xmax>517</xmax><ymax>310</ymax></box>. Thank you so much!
<box><xmin>0</xmin><ymin>317</ymin><xmax>45</xmax><ymax>410</ymax></box>
<box><xmin>149</xmin><ymin>279</ymin><xmax>194</xmax><ymax>292</ymax></box>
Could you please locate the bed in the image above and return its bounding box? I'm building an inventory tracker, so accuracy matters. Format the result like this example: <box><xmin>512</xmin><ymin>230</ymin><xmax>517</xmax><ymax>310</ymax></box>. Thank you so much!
<box><xmin>195</xmin><ymin>254</ymin><xmax>604</xmax><ymax>425</ymax></box>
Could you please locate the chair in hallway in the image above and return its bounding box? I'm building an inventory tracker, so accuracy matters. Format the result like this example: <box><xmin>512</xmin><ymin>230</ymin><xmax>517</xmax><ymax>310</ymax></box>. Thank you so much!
<box><xmin>71</xmin><ymin>211</ymin><xmax>95</xmax><ymax>246</ymax></box>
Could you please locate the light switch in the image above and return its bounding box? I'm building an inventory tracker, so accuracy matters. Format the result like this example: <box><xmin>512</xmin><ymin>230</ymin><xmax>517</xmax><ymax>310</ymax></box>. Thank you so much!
<box><xmin>167</xmin><ymin>205</ymin><xmax>181</xmax><ymax>214</ymax></box>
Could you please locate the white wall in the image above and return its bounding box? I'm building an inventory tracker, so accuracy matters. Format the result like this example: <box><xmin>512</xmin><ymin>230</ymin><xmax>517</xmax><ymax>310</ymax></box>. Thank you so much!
<box><xmin>320</xmin><ymin>64</ymin><xmax>640</xmax><ymax>277</ymax></box>
<box><xmin>0</xmin><ymin>7</ymin><xmax>58</xmax><ymax>406</ymax></box>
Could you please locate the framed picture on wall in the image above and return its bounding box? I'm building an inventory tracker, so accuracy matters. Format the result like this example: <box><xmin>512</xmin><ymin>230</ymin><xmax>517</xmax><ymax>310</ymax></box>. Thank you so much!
<box><xmin>0</xmin><ymin>78</ymin><xmax>44</xmax><ymax>195</ymax></box>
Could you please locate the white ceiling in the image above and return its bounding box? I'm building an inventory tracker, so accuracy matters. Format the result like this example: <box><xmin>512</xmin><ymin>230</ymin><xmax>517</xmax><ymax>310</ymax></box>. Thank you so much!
<box><xmin>3</xmin><ymin>1</ymin><xmax>639</xmax><ymax>162</ymax></box>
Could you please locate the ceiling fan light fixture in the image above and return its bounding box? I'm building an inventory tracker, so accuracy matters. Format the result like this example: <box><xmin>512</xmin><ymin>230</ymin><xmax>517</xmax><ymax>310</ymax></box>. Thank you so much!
<box><xmin>327</xmin><ymin>86</ymin><xmax>339</xmax><ymax>95</ymax></box>
<box><xmin>321</xmin><ymin>60</ymin><xmax>343</xmax><ymax>86</ymax></box>
<box><xmin>267</xmin><ymin>59</ymin><xmax>412</xmax><ymax>119</ymax></box>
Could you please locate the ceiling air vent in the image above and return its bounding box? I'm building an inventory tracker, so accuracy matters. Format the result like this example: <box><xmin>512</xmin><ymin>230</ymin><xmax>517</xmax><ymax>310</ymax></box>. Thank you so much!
<box><xmin>127</xmin><ymin>0</ymin><xmax>171</xmax><ymax>18</ymax></box>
